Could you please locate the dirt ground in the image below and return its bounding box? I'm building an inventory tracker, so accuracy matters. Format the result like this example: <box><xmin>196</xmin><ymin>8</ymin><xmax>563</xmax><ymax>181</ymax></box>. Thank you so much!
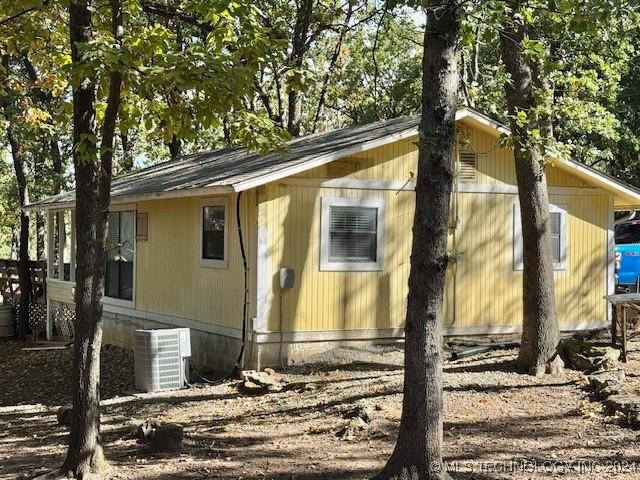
<box><xmin>2</xmin><ymin>337</ymin><xmax>640</xmax><ymax>480</ymax></box>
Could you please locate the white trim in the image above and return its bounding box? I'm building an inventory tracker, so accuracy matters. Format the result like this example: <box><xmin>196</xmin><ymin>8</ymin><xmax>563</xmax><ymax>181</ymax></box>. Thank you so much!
<box><xmin>255</xmin><ymin>223</ymin><xmax>270</xmax><ymax>332</ymax></box>
<box><xmin>69</xmin><ymin>210</ymin><xmax>76</xmax><ymax>283</ymax></box>
<box><xmin>561</xmin><ymin>158</ymin><xmax>640</xmax><ymax>206</ymax></box>
<box><xmin>57</xmin><ymin>211</ymin><xmax>65</xmax><ymax>280</ymax></box>
<box><xmin>250</xmin><ymin>321</ymin><xmax>609</xmax><ymax>343</ymax></box>
<box><xmin>102</xmin><ymin>303</ymin><xmax>242</xmax><ymax>339</ymax></box>
<box><xmin>282</xmin><ymin>177</ymin><xmax>607</xmax><ymax>196</ymax></box>
<box><xmin>46</xmin><ymin>211</ymin><xmax>54</xmax><ymax>279</ymax></box>
<box><xmin>104</xmin><ymin>209</ymin><xmax>136</xmax><ymax>308</ymax></box>
<box><xmin>284</xmin><ymin>177</ymin><xmax>416</xmax><ymax>191</ymax></box>
<box><xmin>253</xmin><ymin>327</ymin><xmax>406</xmax><ymax>344</ymax></box>
<box><xmin>232</xmin><ymin>128</ymin><xmax>419</xmax><ymax>192</ymax></box>
<box><xmin>513</xmin><ymin>201</ymin><xmax>568</xmax><ymax>271</ymax></box>
<box><xmin>102</xmin><ymin>296</ymin><xmax>134</xmax><ymax>309</ymax></box>
<box><xmin>456</xmin><ymin>108</ymin><xmax>511</xmax><ymax>136</ymax></box>
<box><xmin>198</xmin><ymin>196</ymin><xmax>229</xmax><ymax>269</ymax></box>
<box><xmin>607</xmin><ymin>196</ymin><xmax>615</xmax><ymax>323</ymax></box>
<box><xmin>319</xmin><ymin>196</ymin><xmax>385</xmax><ymax>272</ymax></box>
<box><xmin>25</xmin><ymin>187</ymin><xmax>235</xmax><ymax>212</ymax></box>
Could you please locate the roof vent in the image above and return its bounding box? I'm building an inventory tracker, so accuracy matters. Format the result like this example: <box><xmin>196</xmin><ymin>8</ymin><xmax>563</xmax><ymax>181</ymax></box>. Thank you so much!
<box><xmin>458</xmin><ymin>151</ymin><xmax>477</xmax><ymax>182</ymax></box>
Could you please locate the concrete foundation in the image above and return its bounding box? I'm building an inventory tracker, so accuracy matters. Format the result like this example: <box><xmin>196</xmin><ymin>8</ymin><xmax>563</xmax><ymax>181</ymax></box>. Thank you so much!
<box><xmin>102</xmin><ymin>309</ymin><xmax>243</xmax><ymax>372</ymax></box>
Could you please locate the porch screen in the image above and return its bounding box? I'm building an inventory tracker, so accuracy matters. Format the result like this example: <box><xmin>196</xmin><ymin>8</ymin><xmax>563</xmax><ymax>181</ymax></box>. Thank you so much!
<box><xmin>105</xmin><ymin>211</ymin><xmax>134</xmax><ymax>301</ymax></box>
<box><xmin>328</xmin><ymin>206</ymin><xmax>378</xmax><ymax>262</ymax></box>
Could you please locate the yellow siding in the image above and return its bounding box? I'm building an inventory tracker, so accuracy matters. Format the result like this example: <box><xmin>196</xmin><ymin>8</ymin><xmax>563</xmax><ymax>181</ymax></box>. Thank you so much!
<box><xmin>260</xmin><ymin>184</ymin><xmax>414</xmax><ymax>332</ymax></box>
<box><xmin>260</xmin><ymin>121</ymin><xmax>610</xmax><ymax>333</ymax></box>
<box><xmin>47</xmin><ymin>122</ymin><xmax>610</xmax><ymax>335</ymax></box>
<box><xmin>448</xmin><ymin>192</ymin><xmax>608</xmax><ymax>329</ymax></box>
<box><xmin>296</xmin><ymin>125</ymin><xmax>589</xmax><ymax>188</ymax></box>
<box><xmin>260</xmin><ymin>182</ymin><xmax>610</xmax><ymax>332</ymax></box>
<box><xmin>135</xmin><ymin>191</ymin><xmax>256</xmax><ymax>329</ymax></box>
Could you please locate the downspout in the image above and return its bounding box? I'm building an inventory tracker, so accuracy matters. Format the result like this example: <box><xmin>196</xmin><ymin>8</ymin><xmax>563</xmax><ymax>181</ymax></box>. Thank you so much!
<box><xmin>233</xmin><ymin>191</ymin><xmax>249</xmax><ymax>375</ymax></box>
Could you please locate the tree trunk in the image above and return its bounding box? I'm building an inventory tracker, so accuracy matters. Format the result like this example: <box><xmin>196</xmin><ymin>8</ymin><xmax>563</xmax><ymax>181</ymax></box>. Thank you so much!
<box><xmin>167</xmin><ymin>133</ymin><xmax>181</xmax><ymax>159</ymax></box>
<box><xmin>499</xmin><ymin>1</ymin><xmax>563</xmax><ymax>375</ymax></box>
<box><xmin>7</xmin><ymin>124</ymin><xmax>30</xmax><ymax>341</ymax></box>
<box><xmin>50</xmin><ymin>139</ymin><xmax>64</xmax><ymax>194</ymax></box>
<box><xmin>61</xmin><ymin>0</ymin><xmax>123</xmax><ymax>476</ymax></box>
<box><xmin>374</xmin><ymin>1</ymin><xmax>460</xmax><ymax>479</ymax></box>
<box><xmin>287</xmin><ymin>0</ymin><xmax>313</xmax><ymax>136</ymax></box>
<box><xmin>120</xmin><ymin>133</ymin><xmax>134</xmax><ymax>173</ymax></box>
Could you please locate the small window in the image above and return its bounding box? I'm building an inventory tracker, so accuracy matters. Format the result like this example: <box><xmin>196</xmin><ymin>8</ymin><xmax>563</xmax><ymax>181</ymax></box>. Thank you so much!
<box><xmin>105</xmin><ymin>210</ymin><xmax>135</xmax><ymax>301</ymax></box>
<box><xmin>320</xmin><ymin>197</ymin><xmax>384</xmax><ymax>271</ymax></box>
<box><xmin>200</xmin><ymin>198</ymin><xmax>228</xmax><ymax>268</ymax></box>
<box><xmin>513</xmin><ymin>202</ymin><xmax>567</xmax><ymax>271</ymax></box>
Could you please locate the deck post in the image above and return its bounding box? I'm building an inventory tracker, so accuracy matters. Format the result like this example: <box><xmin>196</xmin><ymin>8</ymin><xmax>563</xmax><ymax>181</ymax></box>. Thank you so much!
<box><xmin>70</xmin><ymin>210</ymin><xmax>76</xmax><ymax>283</ymax></box>
<box><xmin>46</xmin><ymin>211</ymin><xmax>54</xmax><ymax>279</ymax></box>
<box><xmin>57</xmin><ymin>211</ymin><xmax>65</xmax><ymax>280</ymax></box>
<box><xmin>46</xmin><ymin>210</ymin><xmax>54</xmax><ymax>340</ymax></box>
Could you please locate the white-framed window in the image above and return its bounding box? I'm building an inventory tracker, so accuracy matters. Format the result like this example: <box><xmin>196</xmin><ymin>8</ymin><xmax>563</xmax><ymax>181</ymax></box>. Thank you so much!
<box><xmin>105</xmin><ymin>210</ymin><xmax>136</xmax><ymax>302</ymax></box>
<box><xmin>199</xmin><ymin>197</ymin><xmax>229</xmax><ymax>269</ymax></box>
<box><xmin>320</xmin><ymin>196</ymin><xmax>385</xmax><ymax>272</ymax></box>
<box><xmin>513</xmin><ymin>202</ymin><xmax>568</xmax><ymax>271</ymax></box>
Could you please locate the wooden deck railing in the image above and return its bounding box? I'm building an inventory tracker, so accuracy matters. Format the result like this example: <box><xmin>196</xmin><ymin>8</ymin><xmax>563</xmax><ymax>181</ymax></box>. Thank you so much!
<box><xmin>0</xmin><ymin>259</ymin><xmax>47</xmax><ymax>305</ymax></box>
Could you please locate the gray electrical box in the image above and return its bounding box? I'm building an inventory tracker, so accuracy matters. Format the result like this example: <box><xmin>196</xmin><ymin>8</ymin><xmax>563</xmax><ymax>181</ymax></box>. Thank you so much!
<box><xmin>280</xmin><ymin>267</ymin><xmax>295</xmax><ymax>289</ymax></box>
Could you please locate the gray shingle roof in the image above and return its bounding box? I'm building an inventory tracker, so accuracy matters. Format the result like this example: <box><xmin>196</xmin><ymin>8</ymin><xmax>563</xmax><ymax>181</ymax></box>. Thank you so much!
<box><xmin>28</xmin><ymin>115</ymin><xmax>420</xmax><ymax>209</ymax></box>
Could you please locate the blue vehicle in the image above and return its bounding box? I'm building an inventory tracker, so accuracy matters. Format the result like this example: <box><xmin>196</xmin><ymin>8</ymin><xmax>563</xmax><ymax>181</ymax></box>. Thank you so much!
<box><xmin>615</xmin><ymin>220</ymin><xmax>640</xmax><ymax>291</ymax></box>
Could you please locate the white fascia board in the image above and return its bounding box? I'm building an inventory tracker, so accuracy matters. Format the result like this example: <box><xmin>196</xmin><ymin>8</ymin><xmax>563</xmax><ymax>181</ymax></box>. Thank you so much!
<box><xmin>24</xmin><ymin>185</ymin><xmax>235</xmax><ymax>211</ymax></box>
<box><xmin>455</xmin><ymin>109</ymin><xmax>511</xmax><ymax>136</ymax></box>
<box><xmin>230</xmin><ymin>127</ymin><xmax>419</xmax><ymax>192</ymax></box>
<box><xmin>558</xmin><ymin>158</ymin><xmax>640</xmax><ymax>206</ymax></box>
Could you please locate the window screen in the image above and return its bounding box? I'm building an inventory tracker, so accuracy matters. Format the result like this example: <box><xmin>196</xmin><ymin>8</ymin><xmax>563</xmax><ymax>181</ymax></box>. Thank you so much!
<box><xmin>329</xmin><ymin>206</ymin><xmax>378</xmax><ymax>262</ymax></box>
<box><xmin>105</xmin><ymin>211</ymin><xmax>134</xmax><ymax>301</ymax></box>
<box><xmin>202</xmin><ymin>205</ymin><xmax>226</xmax><ymax>260</ymax></box>
<box><xmin>550</xmin><ymin>212</ymin><xmax>561</xmax><ymax>263</ymax></box>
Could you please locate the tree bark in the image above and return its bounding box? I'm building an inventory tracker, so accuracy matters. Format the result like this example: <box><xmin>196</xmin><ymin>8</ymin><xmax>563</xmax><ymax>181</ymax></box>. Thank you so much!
<box><xmin>374</xmin><ymin>1</ymin><xmax>460</xmax><ymax>479</ymax></box>
<box><xmin>120</xmin><ymin>133</ymin><xmax>134</xmax><ymax>173</ymax></box>
<box><xmin>287</xmin><ymin>0</ymin><xmax>313</xmax><ymax>136</ymax></box>
<box><xmin>499</xmin><ymin>1</ymin><xmax>563</xmax><ymax>375</ymax></box>
<box><xmin>7</xmin><ymin>124</ymin><xmax>30</xmax><ymax>341</ymax></box>
<box><xmin>61</xmin><ymin>0</ymin><xmax>123</xmax><ymax>476</ymax></box>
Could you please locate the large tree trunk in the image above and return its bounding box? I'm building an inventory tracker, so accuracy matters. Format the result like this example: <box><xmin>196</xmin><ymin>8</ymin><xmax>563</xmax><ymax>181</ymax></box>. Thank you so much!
<box><xmin>7</xmin><ymin>125</ymin><xmax>30</xmax><ymax>341</ymax></box>
<box><xmin>499</xmin><ymin>1</ymin><xmax>563</xmax><ymax>375</ymax></box>
<box><xmin>286</xmin><ymin>0</ymin><xmax>313</xmax><ymax>136</ymax></box>
<box><xmin>61</xmin><ymin>0</ymin><xmax>123</xmax><ymax>476</ymax></box>
<box><xmin>374</xmin><ymin>2</ymin><xmax>460</xmax><ymax>479</ymax></box>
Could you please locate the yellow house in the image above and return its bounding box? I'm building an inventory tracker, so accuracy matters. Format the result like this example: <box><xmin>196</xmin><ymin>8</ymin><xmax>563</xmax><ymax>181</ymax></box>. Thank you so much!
<box><xmin>29</xmin><ymin>109</ymin><xmax>640</xmax><ymax>369</ymax></box>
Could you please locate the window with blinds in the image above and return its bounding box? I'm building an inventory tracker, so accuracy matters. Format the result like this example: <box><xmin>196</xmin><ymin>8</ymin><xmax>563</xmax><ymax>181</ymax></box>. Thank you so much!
<box><xmin>320</xmin><ymin>196</ymin><xmax>385</xmax><ymax>271</ymax></box>
<box><xmin>513</xmin><ymin>203</ymin><xmax>567</xmax><ymax>271</ymax></box>
<box><xmin>458</xmin><ymin>151</ymin><xmax>477</xmax><ymax>182</ymax></box>
<box><xmin>329</xmin><ymin>206</ymin><xmax>378</xmax><ymax>262</ymax></box>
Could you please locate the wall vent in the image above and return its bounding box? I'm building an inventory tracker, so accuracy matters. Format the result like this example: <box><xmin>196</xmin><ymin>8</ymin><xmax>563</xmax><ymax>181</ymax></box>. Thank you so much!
<box><xmin>134</xmin><ymin>328</ymin><xmax>191</xmax><ymax>392</ymax></box>
<box><xmin>458</xmin><ymin>151</ymin><xmax>477</xmax><ymax>182</ymax></box>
